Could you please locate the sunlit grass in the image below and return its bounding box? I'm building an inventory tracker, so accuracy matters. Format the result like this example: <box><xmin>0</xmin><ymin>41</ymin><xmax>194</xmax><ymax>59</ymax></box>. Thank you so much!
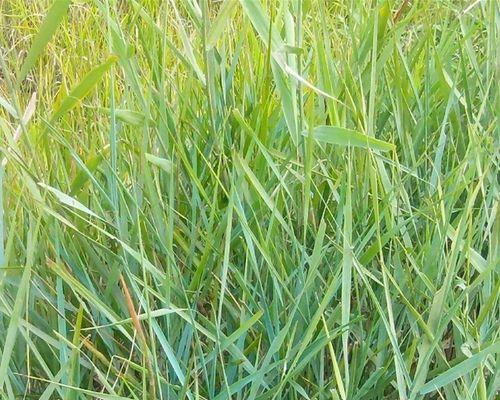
<box><xmin>0</xmin><ymin>0</ymin><xmax>498</xmax><ymax>399</ymax></box>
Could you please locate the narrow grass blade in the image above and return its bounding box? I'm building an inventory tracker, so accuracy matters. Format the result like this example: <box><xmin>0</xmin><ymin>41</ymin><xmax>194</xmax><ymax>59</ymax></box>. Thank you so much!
<box><xmin>206</xmin><ymin>0</ymin><xmax>238</xmax><ymax>50</ymax></box>
<box><xmin>0</xmin><ymin>264</ymin><xmax>31</xmax><ymax>388</ymax></box>
<box><xmin>0</xmin><ymin>95</ymin><xmax>17</xmax><ymax>118</ymax></box>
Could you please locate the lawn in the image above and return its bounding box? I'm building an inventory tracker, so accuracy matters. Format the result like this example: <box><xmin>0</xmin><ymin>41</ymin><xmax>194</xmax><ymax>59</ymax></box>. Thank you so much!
<box><xmin>0</xmin><ymin>0</ymin><xmax>498</xmax><ymax>399</ymax></box>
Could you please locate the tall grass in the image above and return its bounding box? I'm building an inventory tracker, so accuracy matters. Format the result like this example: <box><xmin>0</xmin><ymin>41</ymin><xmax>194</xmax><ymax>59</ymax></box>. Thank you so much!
<box><xmin>0</xmin><ymin>0</ymin><xmax>498</xmax><ymax>399</ymax></box>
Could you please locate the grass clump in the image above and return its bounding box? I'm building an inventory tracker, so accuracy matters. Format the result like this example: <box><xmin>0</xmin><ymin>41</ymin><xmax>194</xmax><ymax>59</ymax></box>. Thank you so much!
<box><xmin>0</xmin><ymin>0</ymin><xmax>498</xmax><ymax>399</ymax></box>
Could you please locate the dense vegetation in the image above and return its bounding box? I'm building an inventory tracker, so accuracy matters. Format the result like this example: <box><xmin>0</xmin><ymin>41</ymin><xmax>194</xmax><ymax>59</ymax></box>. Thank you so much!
<box><xmin>0</xmin><ymin>0</ymin><xmax>498</xmax><ymax>399</ymax></box>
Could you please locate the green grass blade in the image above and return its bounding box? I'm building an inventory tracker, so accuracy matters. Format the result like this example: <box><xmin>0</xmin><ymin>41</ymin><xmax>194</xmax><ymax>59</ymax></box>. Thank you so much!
<box><xmin>206</xmin><ymin>0</ymin><xmax>238</xmax><ymax>50</ymax></box>
<box><xmin>0</xmin><ymin>264</ymin><xmax>31</xmax><ymax>388</ymax></box>
<box><xmin>17</xmin><ymin>0</ymin><xmax>71</xmax><ymax>84</ymax></box>
<box><xmin>420</xmin><ymin>342</ymin><xmax>500</xmax><ymax>395</ymax></box>
<box><xmin>50</xmin><ymin>56</ymin><xmax>117</xmax><ymax>122</ymax></box>
<box><xmin>309</xmin><ymin>126</ymin><xmax>395</xmax><ymax>152</ymax></box>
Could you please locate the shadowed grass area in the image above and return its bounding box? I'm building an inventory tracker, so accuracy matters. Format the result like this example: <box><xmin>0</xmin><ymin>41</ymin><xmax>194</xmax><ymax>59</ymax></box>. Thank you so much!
<box><xmin>0</xmin><ymin>0</ymin><xmax>498</xmax><ymax>399</ymax></box>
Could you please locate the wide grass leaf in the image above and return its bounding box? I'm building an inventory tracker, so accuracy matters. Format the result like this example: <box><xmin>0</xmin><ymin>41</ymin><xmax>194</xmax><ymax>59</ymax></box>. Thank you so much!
<box><xmin>38</xmin><ymin>182</ymin><xmax>100</xmax><ymax>219</ymax></box>
<box><xmin>145</xmin><ymin>153</ymin><xmax>173</xmax><ymax>173</ymax></box>
<box><xmin>17</xmin><ymin>0</ymin><xmax>71</xmax><ymax>83</ymax></box>
<box><xmin>309</xmin><ymin>125</ymin><xmax>395</xmax><ymax>152</ymax></box>
<box><xmin>420</xmin><ymin>342</ymin><xmax>500</xmax><ymax>395</ymax></box>
<box><xmin>50</xmin><ymin>56</ymin><xmax>117</xmax><ymax>122</ymax></box>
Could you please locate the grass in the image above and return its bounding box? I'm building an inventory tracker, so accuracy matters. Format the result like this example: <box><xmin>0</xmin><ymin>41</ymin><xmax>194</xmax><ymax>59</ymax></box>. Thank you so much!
<box><xmin>0</xmin><ymin>0</ymin><xmax>498</xmax><ymax>399</ymax></box>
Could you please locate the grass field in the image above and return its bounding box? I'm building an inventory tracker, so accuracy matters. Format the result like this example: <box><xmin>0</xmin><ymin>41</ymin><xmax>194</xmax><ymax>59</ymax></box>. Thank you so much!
<box><xmin>0</xmin><ymin>0</ymin><xmax>498</xmax><ymax>399</ymax></box>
